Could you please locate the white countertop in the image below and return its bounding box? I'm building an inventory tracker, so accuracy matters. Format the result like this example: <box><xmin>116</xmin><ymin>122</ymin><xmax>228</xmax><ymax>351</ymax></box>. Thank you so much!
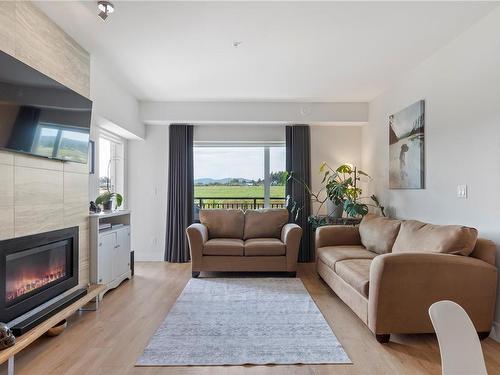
<box><xmin>89</xmin><ymin>209</ymin><xmax>131</xmax><ymax>218</ymax></box>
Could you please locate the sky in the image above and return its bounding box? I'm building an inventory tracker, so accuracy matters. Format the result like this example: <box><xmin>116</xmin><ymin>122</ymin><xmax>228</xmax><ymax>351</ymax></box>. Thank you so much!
<box><xmin>194</xmin><ymin>146</ymin><xmax>285</xmax><ymax>180</ymax></box>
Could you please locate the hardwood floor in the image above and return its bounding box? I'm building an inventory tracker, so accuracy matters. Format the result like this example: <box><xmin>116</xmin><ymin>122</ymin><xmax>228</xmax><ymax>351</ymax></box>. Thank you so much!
<box><xmin>3</xmin><ymin>262</ymin><xmax>500</xmax><ymax>375</ymax></box>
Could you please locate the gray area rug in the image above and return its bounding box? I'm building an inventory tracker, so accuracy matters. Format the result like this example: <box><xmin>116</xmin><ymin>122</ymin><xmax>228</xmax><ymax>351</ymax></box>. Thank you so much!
<box><xmin>137</xmin><ymin>278</ymin><xmax>351</xmax><ymax>366</ymax></box>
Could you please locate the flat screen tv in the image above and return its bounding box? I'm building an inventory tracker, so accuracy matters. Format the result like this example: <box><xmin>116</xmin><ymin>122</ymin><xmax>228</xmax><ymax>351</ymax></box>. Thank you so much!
<box><xmin>0</xmin><ymin>51</ymin><xmax>92</xmax><ymax>164</ymax></box>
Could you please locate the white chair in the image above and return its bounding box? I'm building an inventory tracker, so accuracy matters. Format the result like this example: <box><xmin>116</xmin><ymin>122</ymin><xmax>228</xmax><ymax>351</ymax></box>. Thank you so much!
<box><xmin>429</xmin><ymin>300</ymin><xmax>488</xmax><ymax>375</ymax></box>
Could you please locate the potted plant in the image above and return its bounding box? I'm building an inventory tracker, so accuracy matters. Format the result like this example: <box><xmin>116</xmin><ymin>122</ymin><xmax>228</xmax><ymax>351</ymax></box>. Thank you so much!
<box><xmin>286</xmin><ymin>162</ymin><xmax>385</xmax><ymax>230</ymax></box>
<box><xmin>320</xmin><ymin>163</ymin><xmax>385</xmax><ymax>218</ymax></box>
<box><xmin>95</xmin><ymin>190</ymin><xmax>123</xmax><ymax>212</ymax></box>
<box><xmin>322</xmin><ymin>163</ymin><xmax>349</xmax><ymax>218</ymax></box>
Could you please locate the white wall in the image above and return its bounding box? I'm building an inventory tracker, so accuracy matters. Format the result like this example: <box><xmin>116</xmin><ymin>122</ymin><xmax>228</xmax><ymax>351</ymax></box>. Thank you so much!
<box><xmin>89</xmin><ymin>56</ymin><xmax>143</xmax><ymax>204</ymax></box>
<box><xmin>310</xmin><ymin>125</ymin><xmax>362</xmax><ymax>214</ymax></box>
<box><xmin>140</xmin><ymin>101</ymin><xmax>368</xmax><ymax>125</ymax></box>
<box><xmin>90</xmin><ymin>56</ymin><xmax>145</xmax><ymax>139</ymax></box>
<box><xmin>128</xmin><ymin>125</ymin><xmax>169</xmax><ymax>261</ymax></box>
<box><xmin>362</xmin><ymin>7</ymin><xmax>500</xmax><ymax>341</ymax></box>
<box><xmin>194</xmin><ymin>124</ymin><xmax>285</xmax><ymax>143</ymax></box>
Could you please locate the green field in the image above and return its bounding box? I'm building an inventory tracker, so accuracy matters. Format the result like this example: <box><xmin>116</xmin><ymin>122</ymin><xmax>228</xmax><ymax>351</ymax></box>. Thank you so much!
<box><xmin>194</xmin><ymin>185</ymin><xmax>285</xmax><ymax>198</ymax></box>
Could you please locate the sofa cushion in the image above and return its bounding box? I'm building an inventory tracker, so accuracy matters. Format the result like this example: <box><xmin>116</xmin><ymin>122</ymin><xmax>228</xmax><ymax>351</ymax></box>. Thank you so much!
<box><xmin>199</xmin><ymin>209</ymin><xmax>244</xmax><ymax>239</ymax></box>
<box><xmin>335</xmin><ymin>259</ymin><xmax>372</xmax><ymax>298</ymax></box>
<box><xmin>243</xmin><ymin>209</ymin><xmax>289</xmax><ymax>240</ymax></box>
<box><xmin>392</xmin><ymin>220</ymin><xmax>478</xmax><ymax>256</ymax></box>
<box><xmin>317</xmin><ymin>245</ymin><xmax>376</xmax><ymax>269</ymax></box>
<box><xmin>244</xmin><ymin>238</ymin><xmax>286</xmax><ymax>256</ymax></box>
<box><xmin>359</xmin><ymin>213</ymin><xmax>401</xmax><ymax>254</ymax></box>
<box><xmin>203</xmin><ymin>238</ymin><xmax>244</xmax><ymax>256</ymax></box>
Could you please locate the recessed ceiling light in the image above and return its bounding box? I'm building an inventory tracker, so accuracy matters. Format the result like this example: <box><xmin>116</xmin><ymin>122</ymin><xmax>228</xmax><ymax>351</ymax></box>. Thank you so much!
<box><xmin>97</xmin><ymin>1</ymin><xmax>114</xmax><ymax>21</ymax></box>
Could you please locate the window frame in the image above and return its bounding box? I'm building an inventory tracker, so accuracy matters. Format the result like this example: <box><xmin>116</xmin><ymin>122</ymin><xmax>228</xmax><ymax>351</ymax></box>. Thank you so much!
<box><xmin>98</xmin><ymin>130</ymin><xmax>125</xmax><ymax>196</ymax></box>
<box><xmin>193</xmin><ymin>141</ymin><xmax>285</xmax><ymax>208</ymax></box>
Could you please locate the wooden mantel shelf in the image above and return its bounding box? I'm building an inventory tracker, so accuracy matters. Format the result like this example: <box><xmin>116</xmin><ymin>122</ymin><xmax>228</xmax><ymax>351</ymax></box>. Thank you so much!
<box><xmin>0</xmin><ymin>284</ymin><xmax>105</xmax><ymax>366</ymax></box>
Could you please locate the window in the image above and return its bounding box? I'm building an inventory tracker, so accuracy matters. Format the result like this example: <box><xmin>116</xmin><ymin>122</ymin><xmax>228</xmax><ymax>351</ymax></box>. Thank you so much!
<box><xmin>99</xmin><ymin>133</ymin><xmax>124</xmax><ymax>196</ymax></box>
<box><xmin>193</xmin><ymin>144</ymin><xmax>286</xmax><ymax>211</ymax></box>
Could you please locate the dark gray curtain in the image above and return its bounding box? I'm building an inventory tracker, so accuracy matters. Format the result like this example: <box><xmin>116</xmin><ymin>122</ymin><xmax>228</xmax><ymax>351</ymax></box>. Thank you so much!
<box><xmin>165</xmin><ymin>124</ymin><xmax>194</xmax><ymax>262</ymax></box>
<box><xmin>286</xmin><ymin>125</ymin><xmax>313</xmax><ymax>262</ymax></box>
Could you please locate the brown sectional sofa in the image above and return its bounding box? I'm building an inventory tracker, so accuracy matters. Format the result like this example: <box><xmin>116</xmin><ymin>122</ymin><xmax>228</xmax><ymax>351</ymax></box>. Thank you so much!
<box><xmin>316</xmin><ymin>214</ymin><xmax>498</xmax><ymax>343</ymax></box>
<box><xmin>186</xmin><ymin>208</ymin><xmax>302</xmax><ymax>277</ymax></box>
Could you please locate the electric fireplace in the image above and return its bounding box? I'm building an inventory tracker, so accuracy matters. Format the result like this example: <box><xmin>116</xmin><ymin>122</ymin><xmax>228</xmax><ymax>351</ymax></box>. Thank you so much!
<box><xmin>0</xmin><ymin>227</ymin><xmax>79</xmax><ymax>323</ymax></box>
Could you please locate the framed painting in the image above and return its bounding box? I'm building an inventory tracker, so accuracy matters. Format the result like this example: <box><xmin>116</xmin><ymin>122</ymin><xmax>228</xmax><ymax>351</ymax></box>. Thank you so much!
<box><xmin>389</xmin><ymin>100</ymin><xmax>425</xmax><ymax>189</ymax></box>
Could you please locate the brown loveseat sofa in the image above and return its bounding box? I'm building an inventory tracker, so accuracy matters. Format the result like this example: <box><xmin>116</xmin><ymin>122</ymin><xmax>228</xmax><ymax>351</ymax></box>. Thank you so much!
<box><xmin>316</xmin><ymin>214</ymin><xmax>498</xmax><ymax>343</ymax></box>
<box><xmin>186</xmin><ymin>208</ymin><xmax>302</xmax><ymax>277</ymax></box>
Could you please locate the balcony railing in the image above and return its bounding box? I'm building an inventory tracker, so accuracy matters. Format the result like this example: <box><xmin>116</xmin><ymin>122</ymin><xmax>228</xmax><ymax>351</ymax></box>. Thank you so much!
<box><xmin>194</xmin><ymin>197</ymin><xmax>286</xmax><ymax>210</ymax></box>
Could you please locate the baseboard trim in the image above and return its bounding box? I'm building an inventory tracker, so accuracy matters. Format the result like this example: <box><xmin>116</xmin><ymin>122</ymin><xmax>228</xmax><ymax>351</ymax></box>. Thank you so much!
<box><xmin>134</xmin><ymin>254</ymin><xmax>164</xmax><ymax>262</ymax></box>
<box><xmin>490</xmin><ymin>320</ymin><xmax>500</xmax><ymax>343</ymax></box>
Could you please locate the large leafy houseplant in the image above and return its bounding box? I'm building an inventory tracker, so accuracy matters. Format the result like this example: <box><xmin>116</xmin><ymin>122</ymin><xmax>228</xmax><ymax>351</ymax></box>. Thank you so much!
<box><xmin>320</xmin><ymin>163</ymin><xmax>384</xmax><ymax>218</ymax></box>
<box><xmin>286</xmin><ymin>163</ymin><xmax>385</xmax><ymax>229</ymax></box>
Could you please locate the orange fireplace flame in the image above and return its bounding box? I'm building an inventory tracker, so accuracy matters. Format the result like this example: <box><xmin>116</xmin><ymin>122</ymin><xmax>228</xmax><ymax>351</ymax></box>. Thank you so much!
<box><xmin>6</xmin><ymin>265</ymin><xmax>66</xmax><ymax>302</ymax></box>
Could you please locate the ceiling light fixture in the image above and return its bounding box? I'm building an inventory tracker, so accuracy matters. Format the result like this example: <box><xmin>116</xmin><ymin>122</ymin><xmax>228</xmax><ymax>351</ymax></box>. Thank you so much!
<box><xmin>97</xmin><ymin>1</ymin><xmax>114</xmax><ymax>21</ymax></box>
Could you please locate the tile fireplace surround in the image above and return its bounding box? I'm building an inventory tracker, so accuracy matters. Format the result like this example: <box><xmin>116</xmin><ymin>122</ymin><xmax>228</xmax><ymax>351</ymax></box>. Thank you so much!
<box><xmin>0</xmin><ymin>1</ymin><xmax>91</xmax><ymax>290</ymax></box>
<box><xmin>0</xmin><ymin>152</ymin><xmax>90</xmax><ymax>288</ymax></box>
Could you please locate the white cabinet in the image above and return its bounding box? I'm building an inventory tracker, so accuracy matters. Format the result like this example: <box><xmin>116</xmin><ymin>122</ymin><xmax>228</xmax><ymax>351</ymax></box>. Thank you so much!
<box><xmin>113</xmin><ymin>227</ymin><xmax>130</xmax><ymax>280</ymax></box>
<box><xmin>90</xmin><ymin>211</ymin><xmax>132</xmax><ymax>300</ymax></box>
<box><xmin>98</xmin><ymin>232</ymin><xmax>114</xmax><ymax>285</ymax></box>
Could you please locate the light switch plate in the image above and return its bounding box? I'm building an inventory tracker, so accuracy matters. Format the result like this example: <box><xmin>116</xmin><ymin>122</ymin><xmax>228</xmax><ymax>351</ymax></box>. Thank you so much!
<box><xmin>457</xmin><ymin>185</ymin><xmax>467</xmax><ymax>198</ymax></box>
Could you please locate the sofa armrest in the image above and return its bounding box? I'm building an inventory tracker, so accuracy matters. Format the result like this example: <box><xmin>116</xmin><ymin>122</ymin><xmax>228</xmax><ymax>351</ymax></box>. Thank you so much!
<box><xmin>186</xmin><ymin>223</ymin><xmax>208</xmax><ymax>270</ymax></box>
<box><xmin>470</xmin><ymin>238</ymin><xmax>496</xmax><ymax>266</ymax></box>
<box><xmin>315</xmin><ymin>225</ymin><xmax>361</xmax><ymax>249</ymax></box>
<box><xmin>368</xmin><ymin>252</ymin><xmax>498</xmax><ymax>334</ymax></box>
<box><xmin>281</xmin><ymin>223</ymin><xmax>302</xmax><ymax>271</ymax></box>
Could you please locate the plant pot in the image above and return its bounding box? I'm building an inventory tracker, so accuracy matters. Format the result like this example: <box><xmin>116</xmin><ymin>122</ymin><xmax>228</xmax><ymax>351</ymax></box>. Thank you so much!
<box><xmin>45</xmin><ymin>319</ymin><xmax>67</xmax><ymax>337</ymax></box>
<box><xmin>327</xmin><ymin>199</ymin><xmax>344</xmax><ymax>218</ymax></box>
<box><xmin>102</xmin><ymin>200</ymin><xmax>113</xmax><ymax>211</ymax></box>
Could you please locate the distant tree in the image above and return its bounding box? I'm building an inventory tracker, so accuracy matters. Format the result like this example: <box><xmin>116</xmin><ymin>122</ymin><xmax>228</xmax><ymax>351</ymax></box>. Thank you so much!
<box><xmin>230</xmin><ymin>178</ymin><xmax>241</xmax><ymax>185</ymax></box>
<box><xmin>270</xmin><ymin>171</ymin><xmax>287</xmax><ymax>186</ymax></box>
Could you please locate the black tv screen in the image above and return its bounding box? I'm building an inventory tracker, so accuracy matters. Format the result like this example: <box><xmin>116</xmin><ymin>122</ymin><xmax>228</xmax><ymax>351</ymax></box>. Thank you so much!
<box><xmin>0</xmin><ymin>51</ymin><xmax>92</xmax><ymax>164</ymax></box>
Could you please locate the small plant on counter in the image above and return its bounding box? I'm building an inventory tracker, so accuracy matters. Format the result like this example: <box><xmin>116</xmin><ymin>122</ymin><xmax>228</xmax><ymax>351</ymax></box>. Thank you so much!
<box><xmin>95</xmin><ymin>191</ymin><xmax>123</xmax><ymax>211</ymax></box>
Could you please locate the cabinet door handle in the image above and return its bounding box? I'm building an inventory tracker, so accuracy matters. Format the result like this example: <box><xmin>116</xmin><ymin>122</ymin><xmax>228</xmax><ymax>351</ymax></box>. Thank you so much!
<box><xmin>99</xmin><ymin>278</ymin><xmax>102</xmax><ymax>282</ymax></box>
<box><xmin>99</xmin><ymin>243</ymin><xmax>102</xmax><ymax>247</ymax></box>
<box><xmin>115</xmin><ymin>245</ymin><xmax>120</xmax><ymax>248</ymax></box>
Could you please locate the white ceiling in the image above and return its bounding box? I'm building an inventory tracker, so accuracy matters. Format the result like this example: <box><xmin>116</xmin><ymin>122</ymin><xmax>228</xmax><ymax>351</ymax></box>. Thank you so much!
<box><xmin>36</xmin><ymin>1</ymin><xmax>497</xmax><ymax>102</ymax></box>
